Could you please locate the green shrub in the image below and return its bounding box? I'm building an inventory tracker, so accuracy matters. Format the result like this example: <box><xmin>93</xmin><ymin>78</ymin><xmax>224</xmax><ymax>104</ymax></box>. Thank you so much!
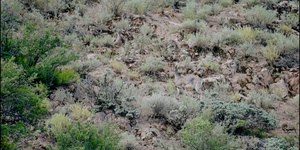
<box><xmin>210</xmin><ymin>101</ymin><xmax>277</xmax><ymax>134</ymax></box>
<box><xmin>96</xmin><ymin>69</ymin><xmax>140</xmax><ymax>119</ymax></box>
<box><xmin>47</xmin><ymin>113</ymin><xmax>72</xmax><ymax>135</ymax></box>
<box><xmin>201</xmin><ymin>53</ymin><xmax>221</xmax><ymax>72</ymax></box>
<box><xmin>262</xmin><ymin>44</ymin><xmax>280</xmax><ymax>62</ymax></box>
<box><xmin>139</xmin><ymin>56</ymin><xmax>164</xmax><ymax>74</ymax></box>
<box><xmin>1</xmin><ymin>58</ymin><xmax>47</xmax><ymax>124</ymax></box>
<box><xmin>236</xmin><ymin>26</ymin><xmax>259</xmax><ymax>42</ymax></box>
<box><xmin>53</xmin><ymin>67</ymin><xmax>80</xmax><ymax>85</ymax></box>
<box><xmin>291</xmin><ymin>95</ymin><xmax>299</xmax><ymax>107</ymax></box>
<box><xmin>190</xmin><ymin>32</ymin><xmax>212</xmax><ymax>49</ymax></box>
<box><xmin>265</xmin><ymin>138</ymin><xmax>287</xmax><ymax>150</ymax></box>
<box><xmin>70</xmin><ymin>103</ymin><xmax>94</xmax><ymax>120</ymax></box>
<box><xmin>219</xmin><ymin>0</ymin><xmax>233</xmax><ymax>7</ymax></box>
<box><xmin>178</xmin><ymin>117</ymin><xmax>234</xmax><ymax>150</ymax></box>
<box><xmin>241</xmin><ymin>0</ymin><xmax>279</xmax><ymax>7</ymax></box>
<box><xmin>246</xmin><ymin>89</ymin><xmax>280</xmax><ymax>110</ymax></box>
<box><xmin>140</xmin><ymin>23</ymin><xmax>153</xmax><ymax>36</ymax></box>
<box><xmin>245</xmin><ymin>5</ymin><xmax>276</xmax><ymax>28</ymax></box>
<box><xmin>237</xmin><ymin>41</ymin><xmax>258</xmax><ymax>57</ymax></box>
<box><xmin>125</xmin><ymin>0</ymin><xmax>148</xmax><ymax>14</ymax></box>
<box><xmin>114</xmin><ymin>18</ymin><xmax>130</xmax><ymax>30</ymax></box>
<box><xmin>179</xmin><ymin>19</ymin><xmax>198</xmax><ymax>33</ymax></box>
<box><xmin>132</xmin><ymin>35</ymin><xmax>152</xmax><ymax>50</ymax></box>
<box><xmin>100</xmin><ymin>35</ymin><xmax>115</xmax><ymax>47</ymax></box>
<box><xmin>1</xmin><ymin>59</ymin><xmax>47</xmax><ymax>148</ymax></box>
<box><xmin>212</xmin><ymin>3</ymin><xmax>223</xmax><ymax>15</ymax></box>
<box><xmin>54</xmin><ymin>121</ymin><xmax>122</xmax><ymax>150</ymax></box>
<box><xmin>221</xmin><ymin>27</ymin><xmax>243</xmax><ymax>44</ymax></box>
<box><xmin>281</xmin><ymin>12</ymin><xmax>299</xmax><ymax>27</ymax></box>
<box><xmin>279</xmin><ymin>24</ymin><xmax>293</xmax><ymax>35</ymax></box>
<box><xmin>102</xmin><ymin>0</ymin><xmax>126</xmax><ymax>16</ymax></box>
<box><xmin>182</xmin><ymin>0</ymin><xmax>199</xmax><ymax>19</ymax></box>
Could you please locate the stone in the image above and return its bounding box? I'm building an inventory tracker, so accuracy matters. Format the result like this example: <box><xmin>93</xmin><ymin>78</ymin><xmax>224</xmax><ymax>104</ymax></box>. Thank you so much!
<box><xmin>150</xmin><ymin>128</ymin><xmax>161</xmax><ymax>137</ymax></box>
<box><xmin>269</xmin><ymin>79</ymin><xmax>289</xmax><ymax>98</ymax></box>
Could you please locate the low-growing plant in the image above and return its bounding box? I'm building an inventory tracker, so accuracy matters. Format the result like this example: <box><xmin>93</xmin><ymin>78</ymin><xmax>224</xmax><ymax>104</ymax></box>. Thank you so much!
<box><xmin>237</xmin><ymin>41</ymin><xmax>258</xmax><ymax>57</ymax></box>
<box><xmin>262</xmin><ymin>44</ymin><xmax>280</xmax><ymax>62</ymax></box>
<box><xmin>102</xmin><ymin>0</ymin><xmax>126</xmax><ymax>16</ymax></box>
<box><xmin>246</xmin><ymin>89</ymin><xmax>280</xmax><ymax>110</ymax></box>
<box><xmin>96</xmin><ymin>68</ymin><xmax>140</xmax><ymax>119</ymax></box>
<box><xmin>291</xmin><ymin>95</ymin><xmax>299</xmax><ymax>107</ymax></box>
<box><xmin>178</xmin><ymin>117</ymin><xmax>234</xmax><ymax>150</ymax></box>
<box><xmin>236</xmin><ymin>26</ymin><xmax>259</xmax><ymax>42</ymax></box>
<box><xmin>55</xmin><ymin>121</ymin><xmax>122</xmax><ymax>150</ymax></box>
<box><xmin>127</xmin><ymin>70</ymin><xmax>140</xmax><ymax>80</ymax></box>
<box><xmin>140</xmin><ymin>23</ymin><xmax>153</xmax><ymax>36</ymax></box>
<box><xmin>190</xmin><ymin>32</ymin><xmax>212</xmax><ymax>49</ymax></box>
<box><xmin>212</xmin><ymin>3</ymin><xmax>223</xmax><ymax>15</ymax></box>
<box><xmin>53</xmin><ymin>67</ymin><xmax>80</xmax><ymax>85</ymax></box>
<box><xmin>118</xmin><ymin>132</ymin><xmax>139</xmax><ymax>149</ymax></box>
<box><xmin>241</xmin><ymin>0</ymin><xmax>279</xmax><ymax>8</ymax></box>
<box><xmin>279</xmin><ymin>24</ymin><xmax>293</xmax><ymax>35</ymax></box>
<box><xmin>196</xmin><ymin>4</ymin><xmax>213</xmax><ymax>21</ymax></box>
<box><xmin>281</xmin><ymin>12</ymin><xmax>299</xmax><ymax>27</ymax></box>
<box><xmin>202</xmin><ymin>53</ymin><xmax>221</xmax><ymax>72</ymax></box>
<box><xmin>245</xmin><ymin>5</ymin><xmax>276</xmax><ymax>28</ymax></box>
<box><xmin>125</xmin><ymin>0</ymin><xmax>148</xmax><ymax>14</ymax></box>
<box><xmin>132</xmin><ymin>35</ymin><xmax>152</xmax><ymax>50</ymax></box>
<box><xmin>110</xmin><ymin>61</ymin><xmax>126</xmax><ymax>73</ymax></box>
<box><xmin>179</xmin><ymin>19</ymin><xmax>198</xmax><ymax>33</ymax></box>
<box><xmin>210</xmin><ymin>101</ymin><xmax>277</xmax><ymax>134</ymax></box>
<box><xmin>70</xmin><ymin>103</ymin><xmax>94</xmax><ymax>120</ymax></box>
<box><xmin>47</xmin><ymin>113</ymin><xmax>72</xmax><ymax>135</ymax></box>
<box><xmin>221</xmin><ymin>27</ymin><xmax>243</xmax><ymax>44</ymax></box>
<box><xmin>219</xmin><ymin>0</ymin><xmax>233</xmax><ymax>7</ymax></box>
<box><xmin>71</xmin><ymin>58</ymin><xmax>103</xmax><ymax>73</ymax></box>
<box><xmin>100</xmin><ymin>35</ymin><xmax>115</xmax><ymax>47</ymax></box>
<box><xmin>114</xmin><ymin>18</ymin><xmax>130</xmax><ymax>31</ymax></box>
<box><xmin>139</xmin><ymin>56</ymin><xmax>164</xmax><ymax>74</ymax></box>
<box><xmin>182</xmin><ymin>0</ymin><xmax>199</xmax><ymax>20</ymax></box>
<box><xmin>265</xmin><ymin>138</ymin><xmax>288</xmax><ymax>150</ymax></box>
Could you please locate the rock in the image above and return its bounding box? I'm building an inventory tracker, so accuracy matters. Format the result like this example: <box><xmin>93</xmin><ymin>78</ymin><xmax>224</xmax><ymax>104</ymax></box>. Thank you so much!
<box><xmin>221</xmin><ymin>60</ymin><xmax>237</xmax><ymax>76</ymax></box>
<box><xmin>269</xmin><ymin>79</ymin><xmax>289</xmax><ymax>98</ymax></box>
<box><xmin>258</xmin><ymin>68</ymin><xmax>273</xmax><ymax>87</ymax></box>
<box><xmin>229</xmin><ymin>73</ymin><xmax>250</xmax><ymax>92</ymax></box>
<box><xmin>150</xmin><ymin>128</ymin><xmax>161</xmax><ymax>137</ymax></box>
<box><xmin>281</xmin><ymin>121</ymin><xmax>296</xmax><ymax>132</ymax></box>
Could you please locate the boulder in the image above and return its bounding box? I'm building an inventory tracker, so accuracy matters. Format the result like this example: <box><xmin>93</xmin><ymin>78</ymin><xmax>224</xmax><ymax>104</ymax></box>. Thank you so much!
<box><xmin>269</xmin><ymin>79</ymin><xmax>289</xmax><ymax>98</ymax></box>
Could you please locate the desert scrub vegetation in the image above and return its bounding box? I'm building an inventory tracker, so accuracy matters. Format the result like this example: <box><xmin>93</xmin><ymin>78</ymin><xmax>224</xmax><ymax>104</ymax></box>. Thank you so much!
<box><xmin>114</xmin><ymin>18</ymin><xmax>130</xmax><ymax>31</ymax></box>
<box><xmin>1</xmin><ymin>58</ymin><xmax>48</xmax><ymax>148</ymax></box>
<box><xmin>53</xmin><ymin>67</ymin><xmax>80</xmax><ymax>85</ymax></box>
<box><xmin>236</xmin><ymin>26</ymin><xmax>259</xmax><ymax>42</ymax></box>
<box><xmin>245</xmin><ymin>88</ymin><xmax>281</xmax><ymax>110</ymax></box>
<box><xmin>102</xmin><ymin>0</ymin><xmax>126</xmax><ymax>16</ymax></box>
<box><xmin>200</xmin><ymin>53</ymin><xmax>221</xmax><ymax>72</ymax></box>
<box><xmin>262</xmin><ymin>44</ymin><xmax>281</xmax><ymax>62</ymax></box>
<box><xmin>141</xmin><ymin>93</ymin><xmax>202</xmax><ymax>128</ymax></box>
<box><xmin>139</xmin><ymin>56</ymin><xmax>164</xmax><ymax>75</ymax></box>
<box><xmin>110</xmin><ymin>60</ymin><xmax>126</xmax><ymax>73</ymax></box>
<box><xmin>46</xmin><ymin>114</ymin><xmax>122</xmax><ymax>150</ymax></box>
<box><xmin>237</xmin><ymin>41</ymin><xmax>259</xmax><ymax>57</ymax></box>
<box><xmin>280</xmin><ymin>12</ymin><xmax>299</xmax><ymax>27</ymax></box>
<box><xmin>179</xmin><ymin>117</ymin><xmax>235</xmax><ymax>150</ymax></box>
<box><xmin>210</xmin><ymin>101</ymin><xmax>277</xmax><ymax>135</ymax></box>
<box><xmin>69</xmin><ymin>103</ymin><xmax>94</xmax><ymax>120</ymax></box>
<box><xmin>218</xmin><ymin>0</ymin><xmax>233</xmax><ymax>7</ymax></box>
<box><xmin>96</xmin><ymin>68</ymin><xmax>140</xmax><ymax>119</ymax></box>
<box><xmin>241</xmin><ymin>0</ymin><xmax>279</xmax><ymax>7</ymax></box>
<box><xmin>245</xmin><ymin>5</ymin><xmax>277</xmax><ymax>28</ymax></box>
<box><xmin>182</xmin><ymin>1</ymin><xmax>212</xmax><ymax>20</ymax></box>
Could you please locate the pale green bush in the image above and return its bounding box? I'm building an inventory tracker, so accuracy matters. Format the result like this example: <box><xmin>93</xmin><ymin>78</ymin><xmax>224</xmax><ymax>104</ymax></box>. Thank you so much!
<box><xmin>102</xmin><ymin>0</ymin><xmax>126</xmax><ymax>16</ymax></box>
<box><xmin>182</xmin><ymin>0</ymin><xmax>198</xmax><ymax>19</ymax></box>
<box><xmin>241</xmin><ymin>0</ymin><xmax>279</xmax><ymax>7</ymax></box>
<box><xmin>190</xmin><ymin>32</ymin><xmax>212</xmax><ymax>49</ymax></box>
<box><xmin>119</xmin><ymin>132</ymin><xmax>139</xmax><ymax>149</ymax></box>
<box><xmin>70</xmin><ymin>103</ymin><xmax>94</xmax><ymax>120</ymax></box>
<box><xmin>139</xmin><ymin>57</ymin><xmax>164</xmax><ymax>73</ymax></box>
<box><xmin>291</xmin><ymin>95</ymin><xmax>299</xmax><ymax>107</ymax></box>
<box><xmin>219</xmin><ymin>0</ymin><xmax>233</xmax><ymax>7</ymax></box>
<box><xmin>245</xmin><ymin>5</ymin><xmax>276</xmax><ymax>28</ymax></box>
<box><xmin>114</xmin><ymin>18</ymin><xmax>130</xmax><ymax>30</ymax></box>
<box><xmin>196</xmin><ymin>4</ymin><xmax>213</xmax><ymax>21</ymax></box>
<box><xmin>47</xmin><ymin>113</ymin><xmax>72</xmax><ymax>134</ymax></box>
<box><xmin>125</xmin><ymin>0</ymin><xmax>148</xmax><ymax>14</ymax></box>
<box><xmin>236</xmin><ymin>26</ymin><xmax>259</xmax><ymax>42</ymax></box>
<box><xmin>281</xmin><ymin>12</ymin><xmax>299</xmax><ymax>27</ymax></box>
<box><xmin>179</xmin><ymin>19</ymin><xmax>198</xmax><ymax>32</ymax></box>
<box><xmin>140</xmin><ymin>23</ymin><xmax>153</xmax><ymax>36</ymax></box>
<box><xmin>132</xmin><ymin>35</ymin><xmax>152</xmax><ymax>50</ymax></box>
<box><xmin>100</xmin><ymin>35</ymin><xmax>115</xmax><ymax>47</ymax></box>
<box><xmin>221</xmin><ymin>27</ymin><xmax>243</xmax><ymax>44</ymax></box>
<box><xmin>237</xmin><ymin>41</ymin><xmax>258</xmax><ymax>57</ymax></box>
<box><xmin>212</xmin><ymin>3</ymin><xmax>223</xmax><ymax>15</ymax></box>
<box><xmin>246</xmin><ymin>89</ymin><xmax>280</xmax><ymax>110</ymax></box>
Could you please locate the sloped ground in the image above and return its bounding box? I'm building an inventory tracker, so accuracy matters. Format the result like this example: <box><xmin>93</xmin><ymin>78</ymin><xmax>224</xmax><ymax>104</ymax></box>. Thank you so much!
<box><xmin>4</xmin><ymin>0</ymin><xmax>298</xmax><ymax>149</ymax></box>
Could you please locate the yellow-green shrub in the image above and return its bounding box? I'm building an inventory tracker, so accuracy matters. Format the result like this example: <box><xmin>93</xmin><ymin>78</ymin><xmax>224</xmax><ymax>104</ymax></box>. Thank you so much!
<box><xmin>53</xmin><ymin>67</ymin><xmax>80</xmax><ymax>85</ymax></box>
<box><xmin>110</xmin><ymin>61</ymin><xmax>126</xmax><ymax>73</ymax></box>
<box><xmin>237</xmin><ymin>26</ymin><xmax>258</xmax><ymax>42</ymax></box>
<box><xmin>70</xmin><ymin>103</ymin><xmax>94</xmax><ymax>120</ymax></box>
<box><xmin>262</xmin><ymin>44</ymin><xmax>280</xmax><ymax>62</ymax></box>
<box><xmin>48</xmin><ymin>113</ymin><xmax>72</xmax><ymax>134</ymax></box>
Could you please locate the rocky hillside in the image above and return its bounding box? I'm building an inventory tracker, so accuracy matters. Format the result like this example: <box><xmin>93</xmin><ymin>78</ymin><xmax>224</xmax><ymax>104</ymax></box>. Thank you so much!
<box><xmin>1</xmin><ymin>0</ymin><xmax>299</xmax><ymax>149</ymax></box>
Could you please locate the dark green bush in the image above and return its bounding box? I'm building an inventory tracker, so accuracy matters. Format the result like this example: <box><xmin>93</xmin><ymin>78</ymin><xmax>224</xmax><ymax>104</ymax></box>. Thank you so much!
<box><xmin>210</xmin><ymin>101</ymin><xmax>277</xmax><ymax>135</ymax></box>
<box><xmin>54</xmin><ymin>121</ymin><xmax>122</xmax><ymax>150</ymax></box>
<box><xmin>178</xmin><ymin>117</ymin><xmax>234</xmax><ymax>150</ymax></box>
<box><xmin>1</xmin><ymin>59</ymin><xmax>47</xmax><ymax>149</ymax></box>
